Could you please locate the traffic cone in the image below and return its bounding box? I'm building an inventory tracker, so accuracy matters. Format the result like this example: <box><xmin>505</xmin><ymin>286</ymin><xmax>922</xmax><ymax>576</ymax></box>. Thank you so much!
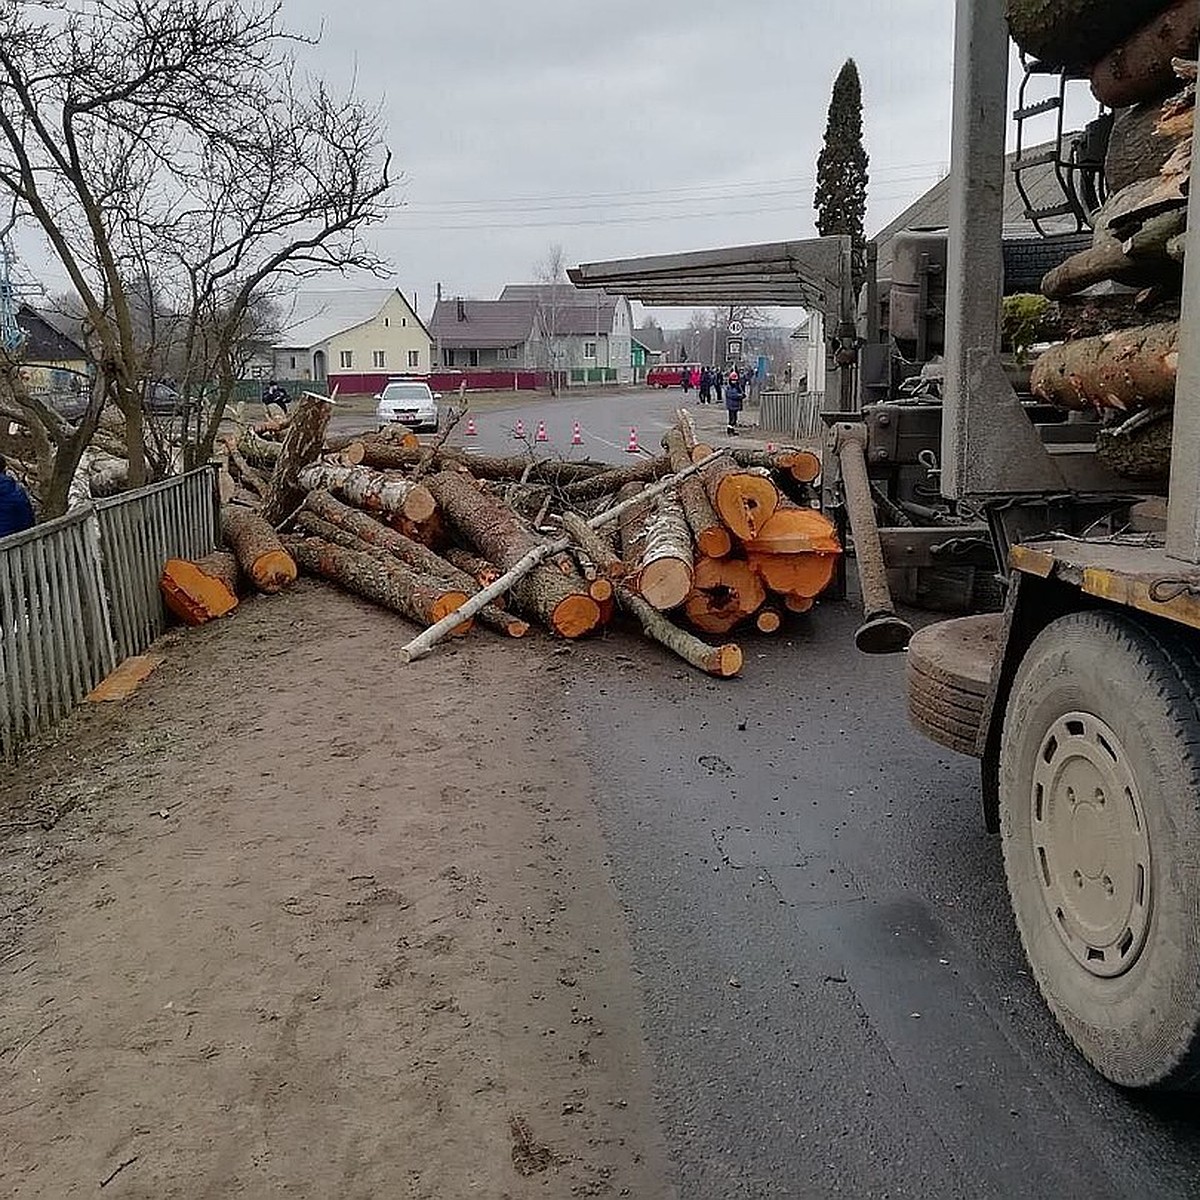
<box><xmin>625</xmin><ymin>427</ymin><xmax>640</xmax><ymax>454</ymax></box>
<box><xmin>513</xmin><ymin>418</ymin><xmax>525</xmax><ymax>439</ymax></box>
<box><xmin>465</xmin><ymin>416</ymin><xmax>477</xmax><ymax>437</ymax></box>
<box><xmin>535</xmin><ymin>420</ymin><xmax>548</xmax><ymax>443</ymax></box>
<box><xmin>767</xmin><ymin>441</ymin><xmax>776</xmax><ymax>453</ymax></box>
<box><xmin>571</xmin><ymin>421</ymin><xmax>583</xmax><ymax>446</ymax></box>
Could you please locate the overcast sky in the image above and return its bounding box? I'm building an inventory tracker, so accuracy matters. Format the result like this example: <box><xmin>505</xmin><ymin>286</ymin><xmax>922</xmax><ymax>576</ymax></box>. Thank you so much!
<box><xmin>284</xmin><ymin>0</ymin><xmax>958</xmax><ymax>326</ymax></box>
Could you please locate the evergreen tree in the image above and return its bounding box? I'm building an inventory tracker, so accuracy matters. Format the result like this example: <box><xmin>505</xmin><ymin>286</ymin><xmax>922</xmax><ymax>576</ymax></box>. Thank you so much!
<box><xmin>814</xmin><ymin>59</ymin><xmax>869</xmax><ymax>293</ymax></box>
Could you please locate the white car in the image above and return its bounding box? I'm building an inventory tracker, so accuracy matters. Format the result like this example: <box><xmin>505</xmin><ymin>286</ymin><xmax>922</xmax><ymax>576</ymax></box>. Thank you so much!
<box><xmin>375</xmin><ymin>379</ymin><xmax>440</xmax><ymax>432</ymax></box>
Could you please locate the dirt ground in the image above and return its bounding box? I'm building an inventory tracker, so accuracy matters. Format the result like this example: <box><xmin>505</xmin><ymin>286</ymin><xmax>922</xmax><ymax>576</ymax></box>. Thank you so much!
<box><xmin>0</xmin><ymin>582</ymin><xmax>674</xmax><ymax>1198</ymax></box>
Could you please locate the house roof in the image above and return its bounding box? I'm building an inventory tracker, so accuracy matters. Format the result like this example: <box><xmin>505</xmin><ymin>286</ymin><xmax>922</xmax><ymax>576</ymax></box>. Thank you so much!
<box><xmin>430</xmin><ymin>299</ymin><xmax>538</xmax><ymax>349</ymax></box>
<box><xmin>498</xmin><ymin>284</ymin><xmax>619</xmax><ymax>335</ymax></box>
<box><xmin>274</xmin><ymin>287</ymin><xmax>426</xmax><ymax>348</ymax></box>
<box><xmin>17</xmin><ymin>306</ymin><xmax>87</xmax><ymax>362</ymax></box>
<box><xmin>633</xmin><ymin>324</ymin><xmax>665</xmax><ymax>353</ymax></box>
<box><xmin>872</xmin><ymin>139</ymin><xmax>1083</xmax><ymax>279</ymax></box>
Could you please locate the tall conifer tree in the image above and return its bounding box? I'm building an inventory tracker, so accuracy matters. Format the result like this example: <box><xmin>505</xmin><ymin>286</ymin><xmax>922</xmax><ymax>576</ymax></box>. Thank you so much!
<box><xmin>814</xmin><ymin>59</ymin><xmax>869</xmax><ymax>293</ymax></box>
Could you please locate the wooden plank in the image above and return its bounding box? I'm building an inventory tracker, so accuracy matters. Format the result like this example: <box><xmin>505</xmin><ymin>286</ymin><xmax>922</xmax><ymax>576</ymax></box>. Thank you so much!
<box><xmin>86</xmin><ymin>654</ymin><xmax>163</xmax><ymax>702</ymax></box>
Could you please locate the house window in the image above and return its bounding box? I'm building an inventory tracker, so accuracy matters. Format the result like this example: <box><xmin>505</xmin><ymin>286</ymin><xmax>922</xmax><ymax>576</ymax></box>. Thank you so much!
<box><xmin>373</xmin><ymin>350</ymin><xmax>386</xmax><ymax>369</ymax></box>
<box><xmin>468</xmin><ymin>349</ymin><xmax>479</xmax><ymax>367</ymax></box>
<box><xmin>443</xmin><ymin>348</ymin><xmax>455</xmax><ymax>367</ymax></box>
<box><xmin>584</xmin><ymin>341</ymin><xmax>597</xmax><ymax>359</ymax></box>
<box><xmin>384</xmin><ymin>317</ymin><xmax>390</xmax><ymax>327</ymax></box>
<box><xmin>500</xmin><ymin>347</ymin><xmax>517</xmax><ymax>361</ymax></box>
<box><xmin>340</xmin><ymin>350</ymin><xmax>353</xmax><ymax>369</ymax></box>
<box><xmin>289</xmin><ymin>355</ymin><xmax>297</xmax><ymax>370</ymax></box>
<box><xmin>402</xmin><ymin>317</ymin><xmax>407</xmax><ymax>327</ymax></box>
<box><xmin>407</xmin><ymin>350</ymin><xmax>420</xmax><ymax>369</ymax></box>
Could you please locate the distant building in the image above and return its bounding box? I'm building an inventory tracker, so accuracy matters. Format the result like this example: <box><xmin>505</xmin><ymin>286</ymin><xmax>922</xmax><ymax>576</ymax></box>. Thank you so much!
<box><xmin>15</xmin><ymin>305</ymin><xmax>90</xmax><ymax>401</ymax></box>
<box><xmin>632</xmin><ymin>324</ymin><xmax>666</xmax><ymax>381</ymax></box>
<box><xmin>271</xmin><ymin>287</ymin><xmax>433</xmax><ymax>393</ymax></box>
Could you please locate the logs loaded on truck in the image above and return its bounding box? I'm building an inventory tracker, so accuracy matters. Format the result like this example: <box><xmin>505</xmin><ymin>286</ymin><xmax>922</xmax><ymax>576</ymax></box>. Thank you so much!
<box><xmin>1004</xmin><ymin>0</ymin><xmax>1200</xmax><ymax>483</ymax></box>
<box><xmin>158</xmin><ymin>397</ymin><xmax>840</xmax><ymax>678</ymax></box>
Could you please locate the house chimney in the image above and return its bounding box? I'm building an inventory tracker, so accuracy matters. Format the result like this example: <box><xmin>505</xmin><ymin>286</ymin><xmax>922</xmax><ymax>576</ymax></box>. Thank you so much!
<box><xmin>437</xmin><ymin>282</ymin><xmax>443</xmax><ymax>303</ymax></box>
<box><xmin>457</xmin><ymin>297</ymin><xmax>466</xmax><ymax>322</ymax></box>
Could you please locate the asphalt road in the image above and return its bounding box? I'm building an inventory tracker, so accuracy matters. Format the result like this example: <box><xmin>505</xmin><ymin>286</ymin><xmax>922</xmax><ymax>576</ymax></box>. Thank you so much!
<box><xmin>557</xmin><ymin>604</ymin><xmax>1200</xmax><ymax>1199</ymax></box>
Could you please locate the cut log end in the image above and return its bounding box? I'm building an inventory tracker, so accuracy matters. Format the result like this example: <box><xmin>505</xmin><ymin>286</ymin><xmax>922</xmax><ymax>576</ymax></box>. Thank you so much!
<box><xmin>429</xmin><ymin>591</ymin><xmax>474</xmax><ymax>635</ymax></box>
<box><xmin>550</xmin><ymin>593</ymin><xmax>603</xmax><ymax>639</ymax></box>
<box><xmin>714</xmin><ymin>473</ymin><xmax>780</xmax><ymax>541</ymax></box>
<box><xmin>784</xmin><ymin>594</ymin><xmax>815</xmax><ymax>614</ymax></box>
<box><xmin>638</xmin><ymin>558</ymin><xmax>693</xmax><ymax>611</ymax></box>
<box><xmin>588</xmin><ymin>577</ymin><xmax>615</xmax><ymax>604</ymax></box>
<box><xmin>401</xmin><ymin>484</ymin><xmax>437</xmax><ymax>523</ymax></box>
<box><xmin>756</xmin><ymin>608</ymin><xmax>783</xmax><ymax>634</ymax></box>
<box><xmin>787</xmin><ymin>449</ymin><xmax>822</xmax><ymax>484</ymax></box>
<box><xmin>707</xmin><ymin>643</ymin><xmax>744</xmax><ymax>678</ymax></box>
<box><xmin>160</xmin><ymin>558</ymin><xmax>238</xmax><ymax>626</ymax></box>
<box><xmin>697</xmin><ymin>525</ymin><xmax>733</xmax><ymax>558</ymax></box>
<box><xmin>253</xmin><ymin>550</ymin><xmax>300</xmax><ymax>594</ymax></box>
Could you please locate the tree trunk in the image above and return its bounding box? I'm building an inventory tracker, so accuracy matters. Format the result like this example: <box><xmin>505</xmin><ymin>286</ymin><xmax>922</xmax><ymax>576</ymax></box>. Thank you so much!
<box><xmin>1092</xmin><ymin>0</ymin><xmax>1200</xmax><ymax>107</ymax></box>
<box><xmin>293</xmin><ymin>510</ymin><xmax>527</xmax><ymax>638</ymax></box>
<box><xmin>728</xmin><ymin>447</ymin><xmax>822</xmax><ymax>483</ymax></box>
<box><xmin>220</xmin><ymin>505</ymin><xmax>298</xmax><ymax>593</ymax></box>
<box><xmin>1031</xmin><ymin>321</ymin><xmax>1179</xmax><ymax>410</ymax></box>
<box><xmin>663</xmin><ymin>425</ymin><xmax>732</xmax><ymax>557</ymax></box>
<box><xmin>227</xmin><ymin>444</ymin><xmax>270</xmax><ymax>497</ymax></box>
<box><xmin>703</xmin><ymin>459</ymin><xmax>780</xmax><ymax>541</ymax></box>
<box><xmin>358</xmin><ymin>443</ymin><xmax>613</xmax><ymax>483</ymax></box>
<box><xmin>443</xmin><ymin>546</ymin><xmax>502</xmax><ymax>587</ymax></box>
<box><xmin>683</xmin><ymin>557</ymin><xmax>767</xmax><ymax>635</ymax></box>
<box><xmin>637</xmin><ymin>491</ymin><xmax>695</xmax><ymax>610</ymax></box>
<box><xmin>159</xmin><ymin>551</ymin><xmax>240</xmax><ymax>626</ymax></box>
<box><xmin>237</xmin><ymin>425</ymin><xmax>283</xmax><ymax>468</ymax></box>
<box><xmin>325</xmin><ymin>429</ymin><xmax>416</xmax><ymax>454</ymax></box>
<box><xmin>260</xmin><ymin>392</ymin><xmax>333</xmax><ymax>525</ymax></box>
<box><xmin>1096</xmin><ymin>409</ymin><xmax>1173</xmax><ymax>481</ymax></box>
<box><xmin>559</xmin><ymin>456</ymin><xmax>671</xmax><ymax>502</ymax></box>
<box><xmin>561</xmin><ymin>513</ymin><xmax>742</xmax><ymax>678</ymax></box>
<box><xmin>296</xmin><ymin>463</ymin><xmax>437</xmax><ymax>523</ymax></box>
<box><xmin>616</xmin><ymin>482</ymin><xmax>654</xmax><ymax>567</ymax></box>
<box><xmin>1105</xmin><ymin>100</ymin><xmax>1189</xmax><ymax>192</ymax></box>
<box><xmin>1005</xmin><ymin>0</ymin><xmax>1167</xmax><ymax>70</ymax></box>
<box><xmin>424</xmin><ymin>470</ymin><xmax>601</xmax><ymax>638</ymax></box>
<box><xmin>286</xmin><ymin>535</ymin><xmax>473</xmax><ymax>635</ymax></box>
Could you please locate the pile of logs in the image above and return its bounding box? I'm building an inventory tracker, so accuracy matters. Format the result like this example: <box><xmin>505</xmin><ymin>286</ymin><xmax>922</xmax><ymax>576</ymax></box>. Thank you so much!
<box><xmin>159</xmin><ymin>397</ymin><xmax>840</xmax><ymax>678</ymax></box>
<box><xmin>1010</xmin><ymin>0</ymin><xmax>1199</xmax><ymax>481</ymax></box>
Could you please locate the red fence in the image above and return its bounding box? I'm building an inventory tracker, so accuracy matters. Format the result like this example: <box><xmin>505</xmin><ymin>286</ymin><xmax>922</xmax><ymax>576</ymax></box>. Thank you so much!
<box><xmin>329</xmin><ymin>370</ymin><xmax>555</xmax><ymax>396</ymax></box>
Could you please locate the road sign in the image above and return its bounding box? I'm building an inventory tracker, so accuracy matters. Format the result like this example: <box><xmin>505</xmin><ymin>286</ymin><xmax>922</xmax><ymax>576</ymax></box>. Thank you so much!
<box><xmin>727</xmin><ymin>319</ymin><xmax>744</xmax><ymax>336</ymax></box>
<box><xmin>726</xmin><ymin>337</ymin><xmax>743</xmax><ymax>359</ymax></box>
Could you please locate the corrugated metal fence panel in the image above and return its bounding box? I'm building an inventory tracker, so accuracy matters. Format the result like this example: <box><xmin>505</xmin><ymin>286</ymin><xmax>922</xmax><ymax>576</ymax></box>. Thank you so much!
<box><xmin>95</xmin><ymin>467</ymin><xmax>218</xmax><ymax>662</ymax></box>
<box><xmin>793</xmin><ymin>392</ymin><xmax>825</xmax><ymax>440</ymax></box>
<box><xmin>0</xmin><ymin>510</ymin><xmax>117</xmax><ymax>757</ymax></box>
<box><xmin>757</xmin><ymin>391</ymin><xmax>827</xmax><ymax>441</ymax></box>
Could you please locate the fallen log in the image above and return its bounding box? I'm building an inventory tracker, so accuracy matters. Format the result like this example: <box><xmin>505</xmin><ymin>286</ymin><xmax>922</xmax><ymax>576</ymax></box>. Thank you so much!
<box><xmin>260</xmin><ymin>392</ymin><xmax>333</xmax><ymax>526</ymax></box>
<box><xmin>294</xmin><ymin>510</ymin><xmax>528</xmax><ymax>638</ymax></box>
<box><xmin>358</xmin><ymin>443</ymin><xmax>614</xmax><ymax>483</ymax></box>
<box><xmin>616</xmin><ymin>481</ymin><xmax>655</xmax><ymax>569</ymax></box>
<box><xmin>728</xmin><ymin>447</ymin><xmax>822</xmax><ymax>483</ymax></box>
<box><xmin>663</xmin><ymin>425</ymin><xmax>732</xmax><ymax>558</ymax></box>
<box><xmin>296</xmin><ymin>463</ymin><xmax>437</xmax><ymax>523</ymax></box>
<box><xmin>237</xmin><ymin>426</ymin><xmax>282</xmax><ymax>468</ymax></box>
<box><xmin>220</xmin><ymin>505</ymin><xmax>298</xmax><ymax>593</ymax></box>
<box><xmin>1096</xmin><ymin>408</ymin><xmax>1174</xmax><ymax>481</ymax></box>
<box><xmin>561</xmin><ymin>512</ymin><xmax>742</xmax><ymax>678</ymax></box>
<box><xmin>443</xmin><ymin>546</ymin><xmax>502</xmax><ymax>587</ymax></box>
<box><xmin>683</xmin><ymin>557</ymin><xmax>767</xmax><ymax>636</ymax></box>
<box><xmin>401</xmin><ymin>450</ymin><xmax>731</xmax><ymax>662</ymax></box>
<box><xmin>1031</xmin><ymin>320</ymin><xmax>1179</xmax><ymax>410</ymax></box>
<box><xmin>747</xmin><ymin>551</ymin><xmax>839</xmax><ymax>600</ymax></box>
<box><xmin>637</xmin><ymin>491</ymin><xmax>695</xmax><ymax>611</ymax></box>
<box><xmin>1105</xmin><ymin>99</ymin><xmax>1190</xmax><ymax>192</ymax></box>
<box><xmin>325</xmin><ymin>430</ymin><xmax>416</xmax><ymax>454</ymax></box>
<box><xmin>1006</xmin><ymin>0</ymin><xmax>1167</xmax><ymax>70</ymax></box>
<box><xmin>559</xmin><ymin>456</ymin><xmax>670</xmax><ymax>502</ymax></box>
<box><xmin>286</xmin><ymin>535</ymin><xmax>473</xmax><ymax>635</ymax></box>
<box><xmin>227</xmin><ymin>444</ymin><xmax>270</xmax><ymax>497</ymax></box>
<box><xmin>742</xmin><ymin>502</ymin><xmax>843</xmax><ymax>556</ymax></box>
<box><xmin>1092</xmin><ymin>0</ymin><xmax>1200</xmax><ymax>107</ymax></box>
<box><xmin>159</xmin><ymin>551</ymin><xmax>240</xmax><ymax>626</ymax></box>
<box><xmin>424</xmin><ymin>470</ymin><xmax>601</xmax><ymax>638</ymax></box>
<box><xmin>703</xmin><ymin>459</ymin><xmax>780</xmax><ymax>541</ymax></box>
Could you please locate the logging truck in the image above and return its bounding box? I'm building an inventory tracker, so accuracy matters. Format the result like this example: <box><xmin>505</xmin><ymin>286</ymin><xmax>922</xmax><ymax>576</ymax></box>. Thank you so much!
<box><xmin>828</xmin><ymin>0</ymin><xmax>1200</xmax><ymax>1091</ymax></box>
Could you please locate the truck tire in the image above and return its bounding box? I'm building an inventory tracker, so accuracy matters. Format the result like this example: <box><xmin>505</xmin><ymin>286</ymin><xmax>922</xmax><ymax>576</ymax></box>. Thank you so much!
<box><xmin>999</xmin><ymin>610</ymin><xmax>1200</xmax><ymax>1090</ymax></box>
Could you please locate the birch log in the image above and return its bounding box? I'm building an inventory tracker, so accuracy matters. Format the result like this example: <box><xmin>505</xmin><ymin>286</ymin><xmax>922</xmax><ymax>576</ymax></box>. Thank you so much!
<box><xmin>637</xmin><ymin>491</ymin><xmax>695</xmax><ymax>611</ymax></box>
<box><xmin>260</xmin><ymin>392</ymin><xmax>333</xmax><ymax>525</ymax></box>
<box><xmin>296</xmin><ymin>464</ymin><xmax>437</xmax><ymax>523</ymax></box>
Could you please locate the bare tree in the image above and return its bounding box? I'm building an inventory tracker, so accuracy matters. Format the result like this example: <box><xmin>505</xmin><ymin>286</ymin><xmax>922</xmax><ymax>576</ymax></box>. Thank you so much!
<box><xmin>533</xmin><ymin>243</ymin><xmax>569</xmax><ymax>396</ymax></box>
<box><xmin>0</xmin><ymin>0</ymin><xmax>392</xmax><ymax>515</ymax></box>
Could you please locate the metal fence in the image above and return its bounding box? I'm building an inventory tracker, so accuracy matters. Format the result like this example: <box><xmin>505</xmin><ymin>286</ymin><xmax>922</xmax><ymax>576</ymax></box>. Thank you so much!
<box><xmin>0</xmin><ymin>467</ymin><xmax>217</xmax><ymax>756</ymax></box>
<box><xmin>757</xmin><ymin>391</ymin><xmax>826</xmax><ymax>442</ymax></box>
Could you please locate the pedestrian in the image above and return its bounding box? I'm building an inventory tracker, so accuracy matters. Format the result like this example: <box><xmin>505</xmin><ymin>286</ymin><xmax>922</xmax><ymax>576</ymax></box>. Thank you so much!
<box><xmin>680</xmin><ymin>365</ymin><xmax>693</xmax><ymax>393</ymax></box>
<box><xmin>712</xmin><ymin>369</ymin><xmax>724</xmax><ymax>408</ymax></box>
<box><xmin>699</xmin><ymin>367</ymin><xmax>712</xmax><ymax>405</ymax></box>
<box><xmin>724</xmin><ymin>369</ymin><xmax>745</xmax><ymax>435</ymax></box>
<box><xmin>0</xmin><ymin>454</ymin><xmax>35</xmax><ymax>539</ymax></box>
<box><xmin>262</xmin><ymin>379</ymin><xmax>290</xmax><ymax>416</ymax></box>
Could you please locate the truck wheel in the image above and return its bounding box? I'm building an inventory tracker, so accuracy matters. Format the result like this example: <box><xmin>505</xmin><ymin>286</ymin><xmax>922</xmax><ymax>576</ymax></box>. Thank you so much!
<box><xmin>999</xmin><ymin>610</ymin><xmax>1200</xmax><ymax>1090</ymax></box>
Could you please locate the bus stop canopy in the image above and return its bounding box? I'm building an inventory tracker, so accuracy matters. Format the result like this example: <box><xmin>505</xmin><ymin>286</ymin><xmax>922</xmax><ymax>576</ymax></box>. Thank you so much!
<box><xmin>568</xmin><ymin>236</ymin><xmax>853</xmax><ymax>316</ymax></box>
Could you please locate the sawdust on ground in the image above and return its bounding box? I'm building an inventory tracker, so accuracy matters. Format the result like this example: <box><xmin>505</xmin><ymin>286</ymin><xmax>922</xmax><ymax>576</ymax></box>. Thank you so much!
<box><xmin>0</xmin><ymin>581</ymin><xmax>673</xmax><ymax>1199</ymax></box>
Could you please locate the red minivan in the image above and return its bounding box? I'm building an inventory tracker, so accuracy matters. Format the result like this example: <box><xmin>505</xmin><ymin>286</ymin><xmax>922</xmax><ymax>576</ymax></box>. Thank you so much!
<box><xmin>646</xmin><ymin>362</ymin><xmax>702</xmax><ymax>388</ymax></box>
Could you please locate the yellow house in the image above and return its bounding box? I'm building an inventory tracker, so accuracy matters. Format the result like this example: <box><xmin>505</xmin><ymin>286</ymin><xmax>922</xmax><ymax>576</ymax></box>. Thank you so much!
<box><xmin>271</xmin><ymin>287</ymin><xmax>434</xmax><ymax>391</ymax></box>
<box><xmin>15</xmin><ymin>306</ymin><xmax>91</xmax><ymax>407</ymax></box>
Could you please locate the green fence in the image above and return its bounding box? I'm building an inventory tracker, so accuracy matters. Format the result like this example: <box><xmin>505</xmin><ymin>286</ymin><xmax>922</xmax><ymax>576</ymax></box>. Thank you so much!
<box><xmin>568</xmin><ymin>367</ymin><xmax>619</xmax><ymax>385</ymax></box>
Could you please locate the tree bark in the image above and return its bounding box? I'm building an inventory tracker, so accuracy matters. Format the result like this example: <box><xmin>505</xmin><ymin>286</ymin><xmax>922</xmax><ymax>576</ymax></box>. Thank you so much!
<box><xmin>1006</xmin><ymin>0</ymin><xmax>1168</xmax><ymax>70</ymax></box>
<box><xmin>443</xmin><ymin>546</ymin><xmax>502</xmax><ymax>587</ymax></box>
<box><xmin>728</xmin><ymin>447</ymin><xmax>822</xmax><ymax>483</ymax></box>
<box><xmin>1096</xmin><ymin>408</ymin><xmax>1173</xmax><ymax>481</ymax></box>
<box><xmin>1092</xmin><ymin>0</ymin><xmax>1200</xmax><ymax>107</ymax></box>
<box><xmin>294</xmin><ymin>510</ymin><xmax>527</xmax><ymax>638</ymax></box>
<box><xmin>285</xmin><ymin>535</ymin><xmax>473</xmax><ymax>635</ymax></box>
<box><xmin>358</xmin><ymin>443</ymin><xmax>613</xmax><ymax>483</ymax></box>
<box><xmin>663</xmin><ymin>425</ymin><xmax>732</xmax><ymax>557</ymax></box>
<box><xmin>683</xmin><ymin>557</ymin><xmax>767</xmax><ymax>636</ymax></box>
<box><xmin>260</xmin><ymin>392</ymin><xmax>333</xmax><ymax>525</ymax></box>
<box><xmin>159</xmin><ymin>550</ymin><xmax>240</xmax><ymax>626</ymax></box>
<box><xmin>637</xmin><ymin>491</ymin><xmax>695</xmax><ymax>611</ymax></box>
<box><xmin>616</xmin><ymin>482</ymin><xmax>654</xmax><ymax>568</ymax></box>
<box><xmin>1031</xmin><ymin>320</ymin><xmax>1180</xmax><ymax>410</ymax></box>
<box><xmin>220</xmin><ymin>505</ymin><xmax>298</xmax><ymax>593</ymax></box>
<box><xmin>1105</xmin><ymin>99</ymin><xmax>1189</xmax><ymax>192</ymax></box>
<box><xmin>424</xmin><ymin>470</ymin><xmax>601</xmax><ymax>638</ymax></box>
<box><xmin>561</xmin><ymin>512</ymin><xmax>742</xmax><ymax>678</ymax></box>
<box><xmin>558</xmin><ymin>456</ymin><xmax>671</xmax><ymax>502</ymax></box>
<box><xmin>296</xmin><ymin>463</ymin><xmax>437</xmax><ymax>523</ymax></box>
<box><xmin>703</xmin><ymin>459</ymin><xmax>780</xmax><ymax>541</ymax></box>
<box><xmin>237</xmin><ymin>425</ymin><xmax>283</xmax><ymax>468</ymax></box>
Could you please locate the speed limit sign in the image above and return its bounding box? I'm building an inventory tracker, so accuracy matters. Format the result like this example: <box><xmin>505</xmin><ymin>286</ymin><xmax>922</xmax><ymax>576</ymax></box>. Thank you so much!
<box><xmin>728</xmin><ymin>319</ymin><xmax>744</xmax><ymax>336</ymax></box>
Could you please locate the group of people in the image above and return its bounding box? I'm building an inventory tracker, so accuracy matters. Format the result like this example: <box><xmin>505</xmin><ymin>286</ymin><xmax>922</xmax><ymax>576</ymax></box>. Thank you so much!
<box><xmin>686</xmin><ymin>365</ymin><xmax>755</xmax><ymax>435</ymax></box>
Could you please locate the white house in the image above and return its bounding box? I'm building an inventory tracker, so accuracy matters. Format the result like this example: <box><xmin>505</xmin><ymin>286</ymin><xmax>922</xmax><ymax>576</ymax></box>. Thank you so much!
<box><xmin>271</xmin><ymin>287</ymin><xmax>434</xmax><ymax>390</ymax></box>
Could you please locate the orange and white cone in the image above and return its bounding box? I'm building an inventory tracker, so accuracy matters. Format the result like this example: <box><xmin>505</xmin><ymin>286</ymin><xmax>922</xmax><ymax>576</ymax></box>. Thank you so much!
<box><xmin>513</xmin><ymin>419</ymin><xmax>525</xmax><ymax>439</ymax></box>
<box><xmin>535</xmin><ymin>420</ymin><xmax>548</xmax><ymax>443</ymax></box>
<box><xmin>465</xmin><ymin>416</ymin><xmax>477</xmax><ymax>436</ymax></box>
<box><xmin>571</xmin><ymin>421</ymin><xmax>583</xmax><ymax>446</ymax></box>
<box><xmin>625</xmin><ymin>427</ymin><xmax>640</xmax><ymax>454</ymax></box>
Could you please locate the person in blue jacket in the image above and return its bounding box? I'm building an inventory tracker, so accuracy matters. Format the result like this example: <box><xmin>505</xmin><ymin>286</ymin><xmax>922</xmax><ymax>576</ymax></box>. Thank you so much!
<box><xmin>0</xmin><ymin>455</ymin><xmax>35</xmax><ymax>538</ymax></box>
<box><xmin>724</xmin><ymin>370</ymin><xmax>745</xmax><ymax>435</ymax></box>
